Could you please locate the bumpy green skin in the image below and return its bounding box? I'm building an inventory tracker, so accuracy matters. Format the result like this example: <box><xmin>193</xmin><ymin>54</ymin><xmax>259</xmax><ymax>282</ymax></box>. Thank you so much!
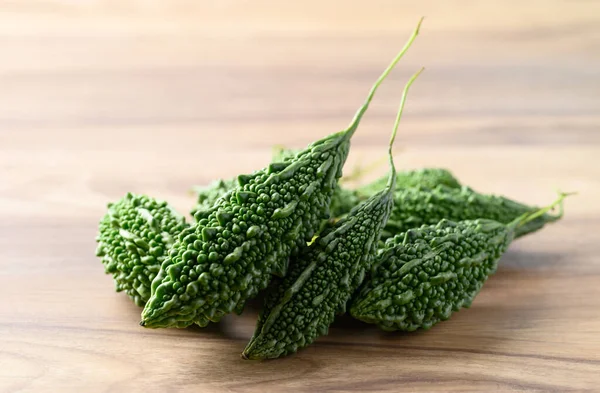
<box><xmin>357</xmin><ymin>168</ymin><xmax>460</xmax><ymax>198</ymax></box>
<box><xmin>141</xmin><ymin>130</ymin><xmax>354</xmax><ymax>328</ymax></box>
<box><xmin>350</xmin><ymin>218</ymin><xmax>513</xmax><ymax>331</ymax></box>
<box><xmin>190</xmin><ymin>149</ymin><xmax>297</xmax><ymax>219</ymax></box>
<box><xmin>381</xmin><ymin>185</ymin><xmax>557</xmax><ymax>241</ymax></box>
<box><xmin>265</xmin><ymin>148</ymin><xmax>360</xmax><ymax>218</ymax></box>
<box><xmin>192</xmin><ymin>149</ymin><xmax>458</xmax><ymax>223</ymax></box>
<box><xmin>191</xmin><ymin>149</ymin><xmax>356</xmax><ymax>220</ymax></box>
<box><xmin>242</xmin><ymin>187</ymin><xmax>394</xmax><ymax>359</ymax></box>
<box><xmin>190</xmin><ymin>179</ymin><xmax>238</xmax><ymax>220</ymax></box>
<box><xmin>96</xmin><ymin>193</ymin><xmax>188</xmax><ymax>307</ymax></box>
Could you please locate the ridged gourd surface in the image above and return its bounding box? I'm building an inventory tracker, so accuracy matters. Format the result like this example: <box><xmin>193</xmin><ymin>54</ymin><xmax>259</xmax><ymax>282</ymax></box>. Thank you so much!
<box><xmin>96</xmin><ymin>193</ymin><xmax>188</xmax><ymax>306</ymax></box>
<box><xmin>141</xmin><ymin>131</ymin><xmax>352</xmax><ymax>328</ymax></box>
<box><xmin>381</xmin><ymin>185</ymin><xmax>557</xmax><ymax>241</ymax></box>
<box><xmin>350</xmin><ymin>218</ymin><xmax>513</xmax><ymax>331</ymax></box>
<box><xmin>191</xmin><ymin>149</ymin><xmax>359</xmax><ymax>221</ymax></box>
<box><xmin>357</xmin><ymin>168</ymin><xmax>460</xmax><ymax>197</ymax></box>
<box><xmin>190</xmin><ymin>178</ymin><xmax>238</xmax><ymax>220</ymax></box>
<box><xmin>243</xmin><ymin>187</ymin><xmax>394</xmax><ymax>359</ymax></box>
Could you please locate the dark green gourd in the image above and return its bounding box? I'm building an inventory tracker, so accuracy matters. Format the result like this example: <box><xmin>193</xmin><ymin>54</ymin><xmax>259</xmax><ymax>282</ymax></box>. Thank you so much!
<box><xmin>350</xmin><ymin>193</ymin><xmax>570</xmax><ymax>332</ymax></box>
<box><xmin>190</xmin><ymin>179</ymin><xmax>238</xmax><ymax>220</ymax></box>
<box><xmin>241</xmin><ymin>68</ymin><xmax>423</xmax><ymax>360</ymax></box>
<box><xmin>191</xmin><ymin>147</ymin><xmax>360</xmax><ymax>220</ymax></box>
<box><xmin>96</xmin><ymin>193</ymin><xmax>188</xmax><ymax>306</ymax></box>
<box><xmin>140</xmin><ymin>19</ymin><xmax>423</xmax><ymax>329</ymax></box>
<box><xmin>380</xmin><ymin>185</ymin><xmax>564</xmax><ymax>241</ymax></box>
<box><xmin>191</xmin><ymin>162</ymin><xmax>459</xmax><ymax>221</ymax></box>
<box><xmin>357</xmin><ymin>168</ymin><xmax>461</xmax><ymax>198</ymax></box>
<box><xmin>272</xmin><ymin>147</ymin><xmax>359</xmax><ymax>217</ymax></box>
<box><xmin>190</xmin><ymin>148</ymin><xmax>297</xmax><ymax>220</ymax></box>
<box><xmin>271</xmin><ymin>147</ymin><xmax>362</xmax><ymax>219</ymax></box>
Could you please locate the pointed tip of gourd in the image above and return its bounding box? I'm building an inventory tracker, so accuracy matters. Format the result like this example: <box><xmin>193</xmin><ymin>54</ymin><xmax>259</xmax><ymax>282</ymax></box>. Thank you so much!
<box><xmin>139</xmin><ymin>320</ymin><xmax>146</xmax><ymax>327</ymax></box>
<box><xmin>240</xmin><ymin>352</ymin><xmax>249</xmax><ymax>360</ymax></box>
<box><xmin>548</xmin><ymin>190</ymin><xmax>577</xmax><ymax>221</ymax></box>
<box><xmin>511</xmin><ymin>190</ymin><xmax>576</xmax><ymax>230</ymax></box>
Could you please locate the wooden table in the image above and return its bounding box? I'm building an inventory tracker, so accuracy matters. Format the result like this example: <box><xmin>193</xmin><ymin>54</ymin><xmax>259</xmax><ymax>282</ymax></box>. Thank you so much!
<box><xmin>2</xmin><ymin>1</ymin><xmax>599</xmax><ymax>392</ymax></box>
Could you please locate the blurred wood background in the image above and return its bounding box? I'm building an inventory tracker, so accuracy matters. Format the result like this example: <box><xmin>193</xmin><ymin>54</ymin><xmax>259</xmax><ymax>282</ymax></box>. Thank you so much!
<box><xmin>1</xmin><ymin>1</ymin><xmax>599</xmax><ymax>392</ymax></box>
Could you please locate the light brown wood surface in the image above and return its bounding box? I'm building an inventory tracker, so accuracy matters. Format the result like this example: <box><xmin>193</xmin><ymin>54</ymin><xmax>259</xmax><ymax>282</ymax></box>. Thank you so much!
<box><xmin>1</xmin><ymin>1</ymin><xmax>599</xmax><ymax>392</ymax></box>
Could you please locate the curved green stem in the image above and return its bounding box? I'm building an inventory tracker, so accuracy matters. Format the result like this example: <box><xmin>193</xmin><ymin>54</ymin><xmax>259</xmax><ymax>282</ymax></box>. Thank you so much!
<box><xmin>344</xmin><ymin>17</ymin><xmax>424</xmax><ymax>138</ymax></box>
<box><xmin>385</xmin><ymin>67</ymin><xmax>425</xmax><ymax>189</ymax></box>
<box><xmin>509</xmin><ymin>191</ymin><xmax>576</xmax><ymax>231</ymax></box>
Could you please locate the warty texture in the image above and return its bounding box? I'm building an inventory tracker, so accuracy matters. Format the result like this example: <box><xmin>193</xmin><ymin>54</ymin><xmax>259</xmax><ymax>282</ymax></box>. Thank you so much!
<box><xmin>141</xmin><ymin>130</ymin><xmax>355</xmax><ymax>328</ymax></box>
<box><xmin>242</xmin><ymin>187</ymin><xmax>395</xmax><ymax>359</ymax></box>
<box><xmin>350</xmin><ymin>218</ymin><xmax>513</xmax><ymax>331</ymax></box>
<box><xmin>96</xmin><ymin>193</ymin><xmax>188</xmax><ymax>306</ymax></box>
<box><xmin>381</xmin><ymin>185</ymin><xmax>560</xmax><ymax>241</ymax></box>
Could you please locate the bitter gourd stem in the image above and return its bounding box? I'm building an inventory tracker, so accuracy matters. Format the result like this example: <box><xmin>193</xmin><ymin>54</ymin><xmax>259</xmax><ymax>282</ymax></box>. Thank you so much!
<box><xmin>386</xmin><ymin>67</ymin><xmax>424</xmax><ymax>189</ymax></box>
<box><xmin>343</xmin><ymin>17</ymin><xmax>424</xmax><ymax>140</ymax></box>
<box><xmin>509</xmin><ymin>191</ymin><xmax>575</xmax><ymax>231</ymax></box>
<box><xmin>332</xmin><ymin>67</ymin><xmax>423</xmax><ymax>222</ymax></box>
<box><xmin>543</xmin><ymin>189</ymin><xmax>573</xmax><ymax>222</ymax></box>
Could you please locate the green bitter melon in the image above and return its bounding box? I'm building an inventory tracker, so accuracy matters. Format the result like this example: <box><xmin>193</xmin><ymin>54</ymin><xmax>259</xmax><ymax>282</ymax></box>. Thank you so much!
<box><xmin>191</xmin><ymin>160</ymin><xmax>460</xmax><ymax>222</ymax></box>
<box><xmin>350</xmin><ymin>193</ymin><xmax>570</xmax><ymax>332</ymax></box>
<box><xmin>241</xmin><ymin>68</ymin><xmax>423</xmax><ymax>360</ymax></box>
<box><xmin>189</xmin><ymin>147</ymin><xmax>297</xmax><ymax>220</ymax></box>
<box><xmin>96</xmin><ymin>193</ymin><xmax>188</xmax><ymax>306</ymax></box>
<box><xmin>379</xmin><ymin>184</ymin><xmax>564</xmax><ymax>241</ymax></box>
<box><xmin>190</xmin><ymin>147</ymin><xmax>361</xmax><ymax>221</ymax></box>
<box><xmin>357</xmin><ymin>167</ymin><xmax>460</xmax><ymax>198</ymax></box>
<box><xmin>140</xmin><ymin>19</ymin><xmax>423</xmax><ymax>329</ymax></box>
<box><xmin>190</xmin><ymin>178</ymin><xmax>238</xmax><ymax>220</ymax></box>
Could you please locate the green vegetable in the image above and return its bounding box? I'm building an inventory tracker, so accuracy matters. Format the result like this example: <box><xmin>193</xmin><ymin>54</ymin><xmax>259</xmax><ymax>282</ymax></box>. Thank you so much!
<box><xmin>96</xmin><ymin>193</ymin><xmax>188</xmax><ymax>306</ymax></box>
<box><xmin>350</xmin><ymin>193</ymin><xmax>570</xmax><ymax>332</ymax></box>
<box><xmin>190</xmin><ymin>179</ymin><xmax>238</xmax><ymax>220</ymax></box>
<box><xmin>140</xmin><ymin>19</ymin><xmax>423</xmax><ymax>329</ymax></box>
<box><xmin>380</xmin><ymin>185</ymin><xmax>564</xmax><ymax>241</ymax></box>
<box><xmin>272</xmin><ymin>146</ymin><xmax>362</xmax><ymax>218</ymax></box>
<box><xmin>357</xmin><ymin>168</ymin><xmax>461</xmax><ymax>198</ymax></box>
<box><xmin>190</xmin><ymin>147</ymin><xmax>298</xmax><ymax>220</ymax></box>
<box><xmin>242</xmin><ymin>67</ymin><xmax>423</xmax><ymax>360</ymax></box>
<box><xmin>192</xmin><ymin>148</ymin><xmax>460</xmax><ymax>224</ymax></box>
<box><xmin>332</xmin><ymin>167</ymin><xmax>460</xmax><ymax>220</ymax></box>
<box><xmin>192</xmin><ymin>163</ymin><xmax>459</xmax><ymax>222</ymax></box>
<box><xmin>191</xmin><ymin>148</ymin><xmax>359</xmax><ymax>220</ymax></box>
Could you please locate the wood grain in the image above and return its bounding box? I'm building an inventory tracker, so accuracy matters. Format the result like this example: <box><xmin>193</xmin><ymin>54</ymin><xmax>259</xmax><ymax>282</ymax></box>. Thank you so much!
<box><xmin>1</xmin><ymin>1</ymin><xmax>599</xmax><ymax>392</ymax></box>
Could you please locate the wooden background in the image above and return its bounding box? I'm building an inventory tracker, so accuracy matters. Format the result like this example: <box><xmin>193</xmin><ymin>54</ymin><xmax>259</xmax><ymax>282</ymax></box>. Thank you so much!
<box><xmin>1</xmin><ymin>1</ymin><xmax>599</xmax><ymax>392</ymax></box>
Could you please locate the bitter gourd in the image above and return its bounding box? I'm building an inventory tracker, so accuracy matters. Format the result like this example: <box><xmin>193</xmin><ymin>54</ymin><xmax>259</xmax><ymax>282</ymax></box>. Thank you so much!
<box><xmin>140</xmin><ymin>19</ymin><xmax>424</xmax><ymax>329</ymax></box>
<box><xmin>192</xmin><ymin>163</ymin><xmax>459</xmax><ymax>221</ymax></box>
<box><xmin>191</xmin><ymin>149</ymin><xmax>360</xmax><ymax>220</ymax></box>
<box><xmin>274</xmin><ymin>147</ymin><xmax>361</xmax><ymax>220</ymax></box>
<box><xmin>241</xmin><ymin>68</ymin><xmax>423</xmax><ymax>360</ymax></box>
<box><xmin>192</xmin><ymin>147</ymin><xmax>459</xmax><ymax>223</ymax></box>
<box><xmin>190</xmin><ymin>148</ymin><xmax>298</xmax><ymax>220</ymax></box>
<box><xmin>190</xmin><ymin>178</ymin><xmax>238</xmax><ymax>220</ymax></box>
<box><xmin>96</xmin><ymin>193</ymin><xmax>188</xmax><ymax>306</ymax></box>
<box><xmin>380</xmin><ymin>185</ymin><xmax>564</xmax><ymax>241</ymax></box>
<box><xmin>350</xmin><ymin>193</ymin><xmax>570</xmax><ymax>332</ymax></box>
<box><xmin>357</xmin><ymin>168</ymin><xmax>461</xmax><ymax>198</ymax></box>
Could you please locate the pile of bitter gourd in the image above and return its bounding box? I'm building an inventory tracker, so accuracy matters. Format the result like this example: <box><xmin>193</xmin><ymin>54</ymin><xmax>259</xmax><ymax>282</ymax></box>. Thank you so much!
<box><xmin>95</xmin><ymin>19</ymin><xmax>570</xmax><ymax>360</ymax></box>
